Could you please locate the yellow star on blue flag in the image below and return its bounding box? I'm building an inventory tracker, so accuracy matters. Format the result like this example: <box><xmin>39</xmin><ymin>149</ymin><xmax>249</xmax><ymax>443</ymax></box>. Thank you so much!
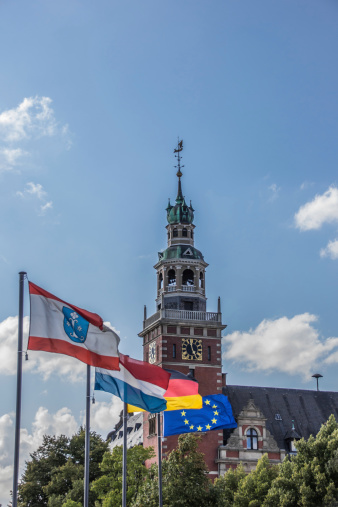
<box><xmin>163</xmin><ymin>394</ymin><xmax>237</xmax><ymax>437</ymax></box>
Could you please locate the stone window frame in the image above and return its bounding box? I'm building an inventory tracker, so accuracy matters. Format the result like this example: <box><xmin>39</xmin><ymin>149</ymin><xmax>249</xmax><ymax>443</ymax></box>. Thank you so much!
<box><xmin>246</xmin><ymin>427</ymin><xmax>259</xmax><ymax>450</ymax></box>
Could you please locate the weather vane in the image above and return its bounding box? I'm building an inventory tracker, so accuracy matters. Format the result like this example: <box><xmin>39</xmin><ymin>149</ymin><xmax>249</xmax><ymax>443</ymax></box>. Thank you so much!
<box><xmin>174</xmin><ymin>138</ymin><xmax>184</xmax><ymax>178</ymax></box>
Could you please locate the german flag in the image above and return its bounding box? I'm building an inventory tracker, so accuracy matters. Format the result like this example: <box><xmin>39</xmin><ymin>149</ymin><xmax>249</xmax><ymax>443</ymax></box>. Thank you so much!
<box><xmin>128</xmin><ymin>369</ymin><xmax>202</xmax><ymax>412</ymax></box>
<box><xmin>164</xmin><ymin>369</ymin><xmax>202</xmax><ymax>410</ymax></box>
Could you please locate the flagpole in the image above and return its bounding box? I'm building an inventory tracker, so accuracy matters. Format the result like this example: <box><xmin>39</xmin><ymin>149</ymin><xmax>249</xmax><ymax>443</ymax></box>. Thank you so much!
<box><xmin>12</xmin><ymin>271</ymin><xmax>26</xmax><ymax>507</ymax></box>
<box><xmin>84</xmin><ymin>365</ymin><xmax>91</xmax><ymax>507</ymax></box>
<box><xmin>122</xmin><ymin>401</ymin><xmax>128</xmax><ymax>507</ymax></box>
<box><xmin>157</xmin><ymin>412</ymin><xmax>163</xmax><ymax>507</ymax></box>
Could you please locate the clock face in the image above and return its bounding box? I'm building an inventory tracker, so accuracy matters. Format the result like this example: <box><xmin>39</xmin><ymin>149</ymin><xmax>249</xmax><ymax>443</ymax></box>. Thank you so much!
<box><xmin>149</xmin><ymin>342</ymin><xmax>156</xmax><ymax>364</ymax></box>
<box><xmin>182</xmin><ymin>338</ymin><xmax>202</xmax><ymax>361</ymax></box>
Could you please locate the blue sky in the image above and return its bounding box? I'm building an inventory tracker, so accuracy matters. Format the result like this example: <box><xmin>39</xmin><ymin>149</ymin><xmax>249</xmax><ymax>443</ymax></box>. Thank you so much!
<box><xmin>1</xmin><ymin>0</ymin><xmax>338</xmax><ymax>502</ymax></box>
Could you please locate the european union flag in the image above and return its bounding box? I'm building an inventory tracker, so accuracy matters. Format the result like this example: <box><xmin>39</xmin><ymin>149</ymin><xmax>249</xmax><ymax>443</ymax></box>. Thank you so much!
<box><xmin>163</xmin><ymin>394</ymin><xmax>237</xmax><ymax>437</ymax></box>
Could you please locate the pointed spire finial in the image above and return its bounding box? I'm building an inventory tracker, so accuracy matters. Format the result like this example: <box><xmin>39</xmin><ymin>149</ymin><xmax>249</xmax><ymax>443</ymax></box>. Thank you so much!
<box><xmin>174</xmin><ymin>139</ymin><xmax>184</xmax><ymax>203</ymax></box>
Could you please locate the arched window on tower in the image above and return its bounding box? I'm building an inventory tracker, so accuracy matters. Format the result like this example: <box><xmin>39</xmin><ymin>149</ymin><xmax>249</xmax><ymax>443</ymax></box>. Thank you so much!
<box><xmin>168</xmin><ymin>269</ymin><xmax>176</xmax><ymax>288</ymax></box>
<box><xmin>182</xmin><ymin>269</ymin><xmax>194</xmax><ymax>287</ymax></box>
<box><xmin>168</xmin><ymin>231</ymin><xmax>170</xmax><ymax>240</ymax></box>
<box><xmin>246</xmin><ymin>428</ymin><xmax>258</xmax><ymax>450</ymax></box>
<box><xmin>199</xmin><ymin>272</ymin><xmax>204</xmax><ymax>289</ymax></box>
<box><xmin>191</xmin><ymin>230</ymin><xmax>194</xmax><ymax>239</ymax></box>
<box><xmin>158</xmin><ymin>273</ymin><xmax>163</xmax><ymax>291</ymax></box>
<box><xmin>182</xmin><ymin>228</ymin><xmax>187</xmax><ymax>237</ymax></box>
<box><xmin>173</xmin><ymin>229</ymin><xmax>178</xmax><ymax>237</ymax></box>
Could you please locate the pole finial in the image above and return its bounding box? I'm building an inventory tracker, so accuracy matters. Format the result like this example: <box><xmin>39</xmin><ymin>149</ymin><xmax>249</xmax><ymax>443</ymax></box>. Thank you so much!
<box><xmin>174</xmin><ymin>139</ymin><xmax>184</xmax><ymax>202</ymax></box>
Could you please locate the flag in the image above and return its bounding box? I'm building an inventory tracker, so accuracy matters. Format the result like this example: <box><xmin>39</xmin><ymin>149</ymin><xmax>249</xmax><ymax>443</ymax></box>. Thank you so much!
<box><xmin>28</xmin><ymin>282</ymin><xmax>119</xmax><ymax>370</ymax></box>
<box><xmin>164</xmin><ymin>369</ymin><xmax>203</xmax><ymax>410</ymax></box>
<box><xmin>127</xmin><ymin>369</ymin><xmax>203</xmax><ymax>413</ymax></box>
<box><xmin>95</xmin><ymin>354</ymin><xmax>171</xmax><ymax>414</ymax></box>
<box><xmin>163</xmin><ymin>394</ymin><xmax>237</xmax><ymax>437</ymax></box>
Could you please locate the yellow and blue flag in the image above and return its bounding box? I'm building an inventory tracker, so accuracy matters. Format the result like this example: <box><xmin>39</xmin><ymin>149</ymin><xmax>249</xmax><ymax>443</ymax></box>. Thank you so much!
<box><xmin>163</xmin><ymin>394</ymin><xmax>237</xmax><ymax>437</ymax></box>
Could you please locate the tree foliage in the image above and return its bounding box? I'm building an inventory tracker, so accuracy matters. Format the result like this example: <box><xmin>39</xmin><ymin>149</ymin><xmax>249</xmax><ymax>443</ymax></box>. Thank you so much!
<box><xmin>91</xmin><ymin>444</ymin><xmax>155</xmax><ymax>507</ymax></box>
<box><xmin>134</xmin><ymin>433</ymin><xmax>216</xmax><ymax>507</ymax></box>
<box><xmin>18</xmin><ymin>428</ymin><xmax>109</xmax><ymax>507</ymax></box>
<box><xmin>16</xmin><ymin>415</ymin><xmax>338</xmax><ymax>507</ymax></box>
<box><xmin>265</xmin><ymin>414</ymin><xmax>338</xmax><ymax>506</ymax></box>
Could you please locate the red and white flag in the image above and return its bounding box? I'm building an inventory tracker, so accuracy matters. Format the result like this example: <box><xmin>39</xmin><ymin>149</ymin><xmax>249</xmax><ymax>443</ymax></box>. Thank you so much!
<box><xmin>28</xmin><ymin>282</ymin><xmax>119</xmax><ymax>370</ymax></box>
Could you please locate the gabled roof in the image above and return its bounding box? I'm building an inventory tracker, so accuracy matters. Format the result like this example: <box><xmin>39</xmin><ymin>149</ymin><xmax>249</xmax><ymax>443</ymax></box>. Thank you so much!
<box><xmin>223</xmin><ymin>385</ymin><xmax>338</xmax><ymax>451</ymax></box>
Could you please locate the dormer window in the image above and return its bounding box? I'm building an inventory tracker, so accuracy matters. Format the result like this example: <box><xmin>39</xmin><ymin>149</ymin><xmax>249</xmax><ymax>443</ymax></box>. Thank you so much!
<box><xmin>246</xmin><ymin>428</ymin><xmax>258</xmax><ymax>450</ymax></box>
<box><xmin>290</xmin><ymin>440</ymin><xmax>297</xmax><ymax>453</ymax></box>
<box><xmin>184</xmin><ymin>248</ymin><xmax>193</xmax><ymax>256</ymax></box>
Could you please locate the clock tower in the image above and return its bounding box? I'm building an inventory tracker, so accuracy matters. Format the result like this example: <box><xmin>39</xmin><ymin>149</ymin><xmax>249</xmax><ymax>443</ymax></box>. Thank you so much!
<box><xmin>138</xmin><ymin>141</ymin><xmax>227</xmax><ymax>475</ymax></box>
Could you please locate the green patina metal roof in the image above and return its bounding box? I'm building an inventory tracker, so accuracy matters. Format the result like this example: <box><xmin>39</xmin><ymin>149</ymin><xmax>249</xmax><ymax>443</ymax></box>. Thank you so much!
<box><xmin>166</xmin><ymin>171</ymin><xmax>194</xmax><ymax>225</ymax></box>
<box><xmin>158</xmin><ymin>245</ymin><xmax>204</xmax><ymax>261</ymax></box>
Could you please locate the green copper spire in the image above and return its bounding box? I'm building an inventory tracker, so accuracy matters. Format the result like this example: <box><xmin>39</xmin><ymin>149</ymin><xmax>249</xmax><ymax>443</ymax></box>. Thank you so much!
<box><xmin>166</xmin><ymin>139</ymin><xmax>194</xmax><ymax>225</ymax></box>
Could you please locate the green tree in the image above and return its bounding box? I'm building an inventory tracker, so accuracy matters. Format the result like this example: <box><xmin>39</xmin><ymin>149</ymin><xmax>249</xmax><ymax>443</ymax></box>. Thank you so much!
<box><xmin>265</xmin><ymin>414</ymin><xmax>338</xmax><ymax>507</ymax></box>
<box><xmin>91</xmin><ymin>444</ymin><xmax>155</xmax><ymax>506</ymax></box>
<box><xmin>213</xmin><ymin>463</ymin><xmax>246</xmax><ymax>506</ymax></box>
<box><xmin>134</xmin><ymin>433</ymin><xmax>216</xmax><ymax>507</ymax></box>
<box><xmin>213</xmin><ymin>456</ymin><xmax>278</xmax><ymax>507</ymax></box>
<box><xmin>234</xmin><ymin>454</ymin><xmax>278</xmax><ymax>507</ymax></box>
<box><xmin>18</xmin><ymin>428</ymin><xmax>109</xmax><ymax>506</ymax></box>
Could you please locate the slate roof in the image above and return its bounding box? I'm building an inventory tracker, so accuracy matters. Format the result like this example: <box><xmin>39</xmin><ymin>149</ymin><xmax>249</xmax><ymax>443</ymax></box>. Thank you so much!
<box><xmin>223</xmin><ymin>385</ymin><xmax>338</xmax><ymax>451</ymax></box>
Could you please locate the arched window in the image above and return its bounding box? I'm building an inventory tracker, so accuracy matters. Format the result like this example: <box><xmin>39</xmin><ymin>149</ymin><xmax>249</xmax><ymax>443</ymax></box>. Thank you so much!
<box><xmin>191</xmin><ymin>230</ymin><xmax>194</xmax><ymax>239</ymax></box>
<box><xmin>199</xmin><ymin>272</ymin><xmax>204</xmax><ymax>288</ymax></box>
<box><xmin>173</xmin><ymin>229</ymin><xmax>178</xmax><ymax>237</ymax></box>
<box><xmin>182</xmin><ymin>228</ymin><xmax>187</xmax><ymax>237</ymax></box>
<box><xmin>168</xmin><ymin>231</ymin><xmax>170</xmax><ymax>240</ymax></box>
<box><xmin>182</xmin><ymin>269</ymin><xmax>194</xmax><ymax>286</ymax></box>
<box><xmin>246</xmin><ymin>428</ymin><xmax>258</xmax><ymax>450</ymax></box>
<box><xmin>158</xmin><ymin>273</ymin><xmax>163</xmax><ymax>290</ymax></box>
<box><xmin>168</xmin><ymin>269</ymin><xmax>176</xmax><ymax>286</ymax></box>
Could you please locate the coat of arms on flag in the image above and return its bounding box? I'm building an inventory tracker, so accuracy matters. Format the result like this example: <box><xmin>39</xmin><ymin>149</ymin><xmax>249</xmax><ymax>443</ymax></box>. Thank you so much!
<box><xmin>62</xmin><ymin>307</ymin><xmax>89</xmax><ymax>343</ymax></box>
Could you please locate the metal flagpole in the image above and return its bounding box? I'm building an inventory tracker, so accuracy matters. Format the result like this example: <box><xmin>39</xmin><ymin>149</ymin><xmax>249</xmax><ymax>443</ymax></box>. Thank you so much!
<box><xmin>12</xmin><ymin>271</ymin><xmax>26</xmax><ymax>507</ymax></box>
<box><xmin>122</xmin><ymin>402</ymin><xmax>128</xmax><ymax>507</ymax></box>
<box><xmin>84</xmin><ymin>365</ymin><xmax>91</xmax><ymax>507</ymax></box>
<box><xmin>157</xmin><ymin>412</ymin><xmax>163</xmax><ymax>507</ymax></box>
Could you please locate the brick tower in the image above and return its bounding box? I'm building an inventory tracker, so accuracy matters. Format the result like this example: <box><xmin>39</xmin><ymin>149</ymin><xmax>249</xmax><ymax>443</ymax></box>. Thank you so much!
<box><xmin>139</xmin><ymin>140</ymin><xmax>226</xmax><ymax>476</ymax></box>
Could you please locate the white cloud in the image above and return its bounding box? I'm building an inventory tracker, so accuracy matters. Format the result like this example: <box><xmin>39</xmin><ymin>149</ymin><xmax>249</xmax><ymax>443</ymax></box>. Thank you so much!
<box><xmin>17</xmin><ymin>182</ymin><xmax>53</xmax><ymax>216</ymax></box>
<box><xmin>320</xmin><ymin>239</ymin><xmax>338</xmax><ymax>260</ymax></box>
<box><xmin>39</xmin><ymin>201</ymin><xmax>53</xmax><ymax>215</ymax></box>
<box><xmin>0</xmin><ymin>407</ymin><xmax>78</xmax><ymax>507</ymax></box>
<box><xmin>0</xmin><ymin>147</ymin><xmax>27</xmax><ymax>171</ymax></box>
<box><xmin>0</xmin><ymin>96</ymin><xmax>71</xmax><ymax>172</ymax></box>
<box><xmin>90</xmin><ymin>396</ymin><xmax>123</xmax><ymax>434</ymax></box>
<box><xmin>24</xmin><ymin>182</ymin><xmax>46</xmax><ymax>199</ymax></box>
<box><xmin>222</xmin><ymin>313</ymin><xmax>338</xmax><ymax>379</ymax></box>
<box><xmin>0</xmin><ymin>316</ymin><xmax>85</xmax><ymax>382</ymax></box>
<box><xmin>295</xmin><ymin>186</ymin><xmax>338</xmax><ymax>231</ymax></box>
<box><xmin>0</xmin><ymin>96</ymin><xmax>57</xmax><ymax>142</ymax></box>
<box><xmin>268</xmin><ymin>183</ymin><xmax>280</xmax><ymax>202</ymax></box>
